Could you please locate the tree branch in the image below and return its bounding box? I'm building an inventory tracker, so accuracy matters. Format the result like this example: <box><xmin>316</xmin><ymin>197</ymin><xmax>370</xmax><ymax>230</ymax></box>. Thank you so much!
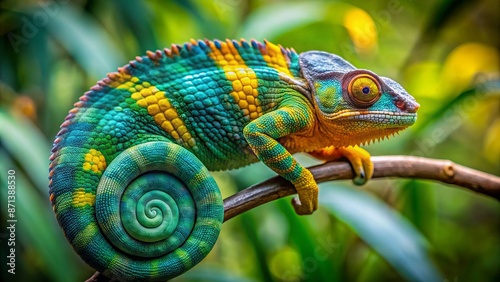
<box><xmin>87</xmin><ymin>155</ymin><xmax>500</xmax><ymax>281</ymax></box>
<box><xmin>223</xmin><ymin>155</ymin><xmax>500</xmax><ymax>221</ymax></box>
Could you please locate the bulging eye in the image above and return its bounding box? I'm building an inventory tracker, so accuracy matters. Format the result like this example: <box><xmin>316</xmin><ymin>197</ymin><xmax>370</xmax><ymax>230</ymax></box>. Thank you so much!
<box><xmin>347</xmin><ymin>74</ymin><xmax>381</xmax><ymax>107</ymax></box>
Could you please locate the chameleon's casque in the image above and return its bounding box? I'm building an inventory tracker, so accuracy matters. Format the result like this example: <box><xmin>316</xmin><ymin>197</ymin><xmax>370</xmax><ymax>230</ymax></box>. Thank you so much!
<box><xmin>49</xmin><ymin>39</ymin><xmax>418</xmax><ymax>281</ymax></box>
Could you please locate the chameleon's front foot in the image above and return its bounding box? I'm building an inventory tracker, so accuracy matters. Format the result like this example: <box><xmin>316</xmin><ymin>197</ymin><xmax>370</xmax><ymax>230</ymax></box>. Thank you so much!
<box><xmin>310</xmin><ymin>146</ymin><xmax>374</xmax><ymax>185</ymax></box>
<box><xmin>291</xmin><ymin>169</ymin><xmax>318</xmax><ymax>215</ymax></box>
<box><xmin>337</xmin><ymin>146</ymin><xmax>373</xmax><ymax>185</ymax></box>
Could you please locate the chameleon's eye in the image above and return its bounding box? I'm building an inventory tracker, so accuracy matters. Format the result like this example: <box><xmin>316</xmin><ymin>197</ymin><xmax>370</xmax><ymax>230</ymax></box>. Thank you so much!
<box><xmin>347</xmin><ymin>74</ymin><xmax>381</xmax><ymax>107</ymax></box>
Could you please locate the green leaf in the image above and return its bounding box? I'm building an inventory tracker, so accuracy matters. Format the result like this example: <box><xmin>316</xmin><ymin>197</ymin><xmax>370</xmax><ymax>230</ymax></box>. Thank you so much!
<box><xmin>44</xmin><ymin>4</ymin><xmax>124</xmax><ymax>78</ymax></box>
<box><xmin>0</xmin><ymin>148</ymin><xmax>82</xmax><ymax>282</ymax></box>
<box><xmin>110</xmin><ymin>0</ymin><xmax>159</xmax><ymax>52</ymax></box>
<box><xmin>319</xmin><ymin>184</ymin><xmax>443</xmax><ymax>282</ymax></box>
<box><xmin>238</xmin><ymin>212</ymin><xmax>274</xmax><ymax>281</ymax></box>
<box><xmin>172</xmin><ymin>266</ymin><xmax>258</xmax><ymax>282</ymax></box>
<box><xmin>416</xmin><ymin>81</ymin><xmax>498</xmax><ymax>131</ymax></box>
<box><xmin>0</xmin><ymin>109</ymin><xmax>50</xmax><ymax>195</ymax></box>
<box><xmin>239</xmin><ymin>2</ymin><xmax>351</xmax><ymax>40</ymax></box>
<box><xmin>277</xmin><ymin>200</ymin><xmax>336</xmax><ymax>282</ymax></box>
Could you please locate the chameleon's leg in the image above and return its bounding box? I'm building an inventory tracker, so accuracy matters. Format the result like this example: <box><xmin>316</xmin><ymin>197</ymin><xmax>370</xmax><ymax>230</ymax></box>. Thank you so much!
<box><xmin>243</xmin><ymin>102</ymin><xmax>317</xmax><ymax>215</ymax></box>
<box><xmin>309</xmin><ymin>146</ymin><xmax>373</xmax><ymax>185</ymax></box>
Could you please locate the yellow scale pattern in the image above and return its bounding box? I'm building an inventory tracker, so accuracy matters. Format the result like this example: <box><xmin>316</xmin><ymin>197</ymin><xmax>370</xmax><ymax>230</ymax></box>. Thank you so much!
<box><xmin>260</xmin><ymin>41</ymin><xmax>293</xmax><ymax>77</ymax></box>
<box><xmin>207</xmin><ymin>40</ymin><xmax>263</xmax><ymax>120</ymax></box>
<box><xmin>120</xmin><ymin>77</ymin><xmax>197</xmax><ymax>149</ymax></box>
<box><xmin>72</xmin><ymin>188</ymin><xmax>96</xmax><ymax>207</ymax></box>
<box><xmin>82</xmin><ymin>148</ymin><xmax>106</xmax><ymax>173</ymax></box>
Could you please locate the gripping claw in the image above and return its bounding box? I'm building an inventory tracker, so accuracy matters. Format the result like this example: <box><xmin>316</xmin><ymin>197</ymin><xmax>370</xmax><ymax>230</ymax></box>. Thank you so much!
<box><xmin>337</xmin><ymin>146</ymin><xmax>373</xmax><ymax>185</ymax></box>
<box><xmin>309</xmin><ymin>146</ymin><xmax>373</xmax><ymax>185</ymax></box>
<box><xmin>291</xmin><ymin>170</ymin><xmax>318</xmax><ymax>215</ymax></box>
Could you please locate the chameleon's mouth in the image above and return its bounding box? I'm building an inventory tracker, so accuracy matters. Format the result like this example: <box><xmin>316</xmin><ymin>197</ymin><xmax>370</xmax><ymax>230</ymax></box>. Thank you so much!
<box><xmin>321</xmin><ymin>110</ymin><xmax>417</xmax><ymax>147</ymax></box>
<box><xmin>328</xmin><ymin>110</ymin><xmax>417</xmax><ymax>127</ymax></box>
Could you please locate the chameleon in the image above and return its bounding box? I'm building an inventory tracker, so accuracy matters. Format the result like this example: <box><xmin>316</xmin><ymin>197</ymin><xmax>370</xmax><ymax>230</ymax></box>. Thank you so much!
<box><xmin>48</xmin><ymin>38</ymin><xmax>419</xmax><ymax>281</ymax></box>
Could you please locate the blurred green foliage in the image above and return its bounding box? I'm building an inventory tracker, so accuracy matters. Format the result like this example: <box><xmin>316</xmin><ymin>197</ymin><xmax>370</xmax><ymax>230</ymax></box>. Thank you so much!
<box><xmin>0</xmin><ymin>0</ymin><xmax>499</xmax><ymax>281</ymax></box>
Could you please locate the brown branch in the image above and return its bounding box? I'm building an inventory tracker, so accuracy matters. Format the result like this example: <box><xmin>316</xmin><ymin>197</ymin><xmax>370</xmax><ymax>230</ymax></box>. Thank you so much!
<box><xmin>88</xmin><ymin>155</ymin><xmax>500</xmax><ymax>281</ymax></box>
<box><xmin>223</xmin><ymin>155</ymin><xmax>500</xmax><ymax>221</ymax></box>
<box><xmin>86</xmin><ymin>272</ymin><xmax>117</xmax><ymax>282</ymax></box>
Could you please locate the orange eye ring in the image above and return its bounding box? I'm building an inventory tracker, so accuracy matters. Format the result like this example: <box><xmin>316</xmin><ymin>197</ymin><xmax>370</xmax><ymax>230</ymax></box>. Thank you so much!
<box><xmin>346</xmin><ymin>73</ymin><xmax>381</xmax><ymax>107</ymax></box>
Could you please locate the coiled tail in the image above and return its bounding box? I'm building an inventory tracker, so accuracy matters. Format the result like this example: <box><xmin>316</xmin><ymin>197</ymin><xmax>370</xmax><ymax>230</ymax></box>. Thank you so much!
<box><xmin>50</xmin><ymin>141</ymin><xmax>224</xmax><ymax>281</ymax></box>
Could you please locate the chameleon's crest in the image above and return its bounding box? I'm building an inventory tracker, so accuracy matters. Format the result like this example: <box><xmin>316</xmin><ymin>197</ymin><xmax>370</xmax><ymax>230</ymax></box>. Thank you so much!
<box><xmin>129</xmin><ymin>38</ymin><xmax>299</xmax><ymax>74</ymax></box>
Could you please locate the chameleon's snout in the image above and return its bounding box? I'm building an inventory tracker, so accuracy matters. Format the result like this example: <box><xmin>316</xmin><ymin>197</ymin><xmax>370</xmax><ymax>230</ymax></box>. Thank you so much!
<box><xmin>395</xmin><ymin>98</ymin><xmax>420</xmax><ymax>113</ymax></box>
<box><xmin>408</xmin><ymin>101</ymin><xmax>420</xmax><ymax>113</ymax></box>
<box><xmin>413</xmin><ymin>102</ymin><xmax>420</xmax><ymax>112</ymax></box>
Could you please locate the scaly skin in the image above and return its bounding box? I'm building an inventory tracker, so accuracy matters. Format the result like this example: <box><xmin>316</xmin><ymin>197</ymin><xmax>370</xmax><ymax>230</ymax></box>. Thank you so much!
<box><xmin>48</xmin><ymin>39</ymin><xmax>419</xmax><ymax>281</ymax></box>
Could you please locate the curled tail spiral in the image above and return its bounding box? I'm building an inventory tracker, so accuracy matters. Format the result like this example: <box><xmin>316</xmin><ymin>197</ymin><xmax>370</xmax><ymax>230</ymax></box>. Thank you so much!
<box><xmin>49</xmin><ymin>141</ymin><xmax>224</xmax><ymax>281</ymax></box>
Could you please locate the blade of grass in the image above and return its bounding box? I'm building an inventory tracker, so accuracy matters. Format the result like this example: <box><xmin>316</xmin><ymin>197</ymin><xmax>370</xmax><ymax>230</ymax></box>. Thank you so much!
<box><xmin>277</xmin><ymin>199</ymin><xmax>338</xmax><ymax>282</ymax></box>
<box><xmin>404</xmin><ymin>80</ymin><xmax>500</xmax><ymax>142</ymax></box>
<box><xmin>44</xmin><ymin>4</ymin><xmax>124</xmax><ymax>78</ymax></box>
<box><xmin>0</xmin><ymin>148</ymin><xmax>82</xmax><ymax>282</ymax></box>
<box><xmin>238</xmin><ymin>212</ymin><xmax>274</xmax><ymax>282</ymax></box>
<box><xmin>400</xmin><ymin>0</ymin><xmax>471</xmax><ymax>69</ymax></box>
<box><xmin>0</xmin><ymin>109</ymin><xmax>50</xmax><ymax>195</ymax></box>
<box><xmin>239</xmin><ymin>2</ymin><xmax>352</xmax><ymax>40</ymax></box>
<box><xmin>319</xmin><ymin>184</ymin><xmax>443</xmax><ymax>282</ymax></box>
<box><xmin>110</xmin><ymin>0</ymin><xmax>159</xmax><ymax>52</ymax></box>
<box><xmin>171</xmin><ymin>266</ymin><xmax>258</xmax><ymax>282</ymax></box>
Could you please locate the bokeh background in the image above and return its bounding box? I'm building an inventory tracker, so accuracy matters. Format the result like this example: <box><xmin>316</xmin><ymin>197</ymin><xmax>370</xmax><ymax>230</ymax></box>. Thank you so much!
<box><xmin>1</xmin><ymin>0</ymin><xmax>499</xmax><ymax>281</ymax></box>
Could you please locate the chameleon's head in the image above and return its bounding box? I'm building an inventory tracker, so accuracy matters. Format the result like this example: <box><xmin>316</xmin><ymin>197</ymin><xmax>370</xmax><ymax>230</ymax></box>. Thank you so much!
<box><xmin>299</xmin><ymin>51</ymin><xmax>419</xmax><ymax>146</ymax></box>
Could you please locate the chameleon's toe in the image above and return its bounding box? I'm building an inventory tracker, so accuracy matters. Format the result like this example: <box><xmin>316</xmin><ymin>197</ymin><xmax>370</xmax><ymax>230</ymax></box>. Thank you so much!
<box><xmin>292</xmin><ymin>197</ymin><xmax>317</xmax><ymax>215</ymax></box>
<box><xmin>337</xmin><ymin>146</ymin><xmax>373</xmax><ymax>185</ymax></box>
<box><xmin>291</xmin><ymin>172</ymin><xmax>318</xmax><ymax>215</ymax></box>
<box><xmin>292</xmin><ymin>197</ymin><xmax>313</xmax><ymax>215</ymax></box>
